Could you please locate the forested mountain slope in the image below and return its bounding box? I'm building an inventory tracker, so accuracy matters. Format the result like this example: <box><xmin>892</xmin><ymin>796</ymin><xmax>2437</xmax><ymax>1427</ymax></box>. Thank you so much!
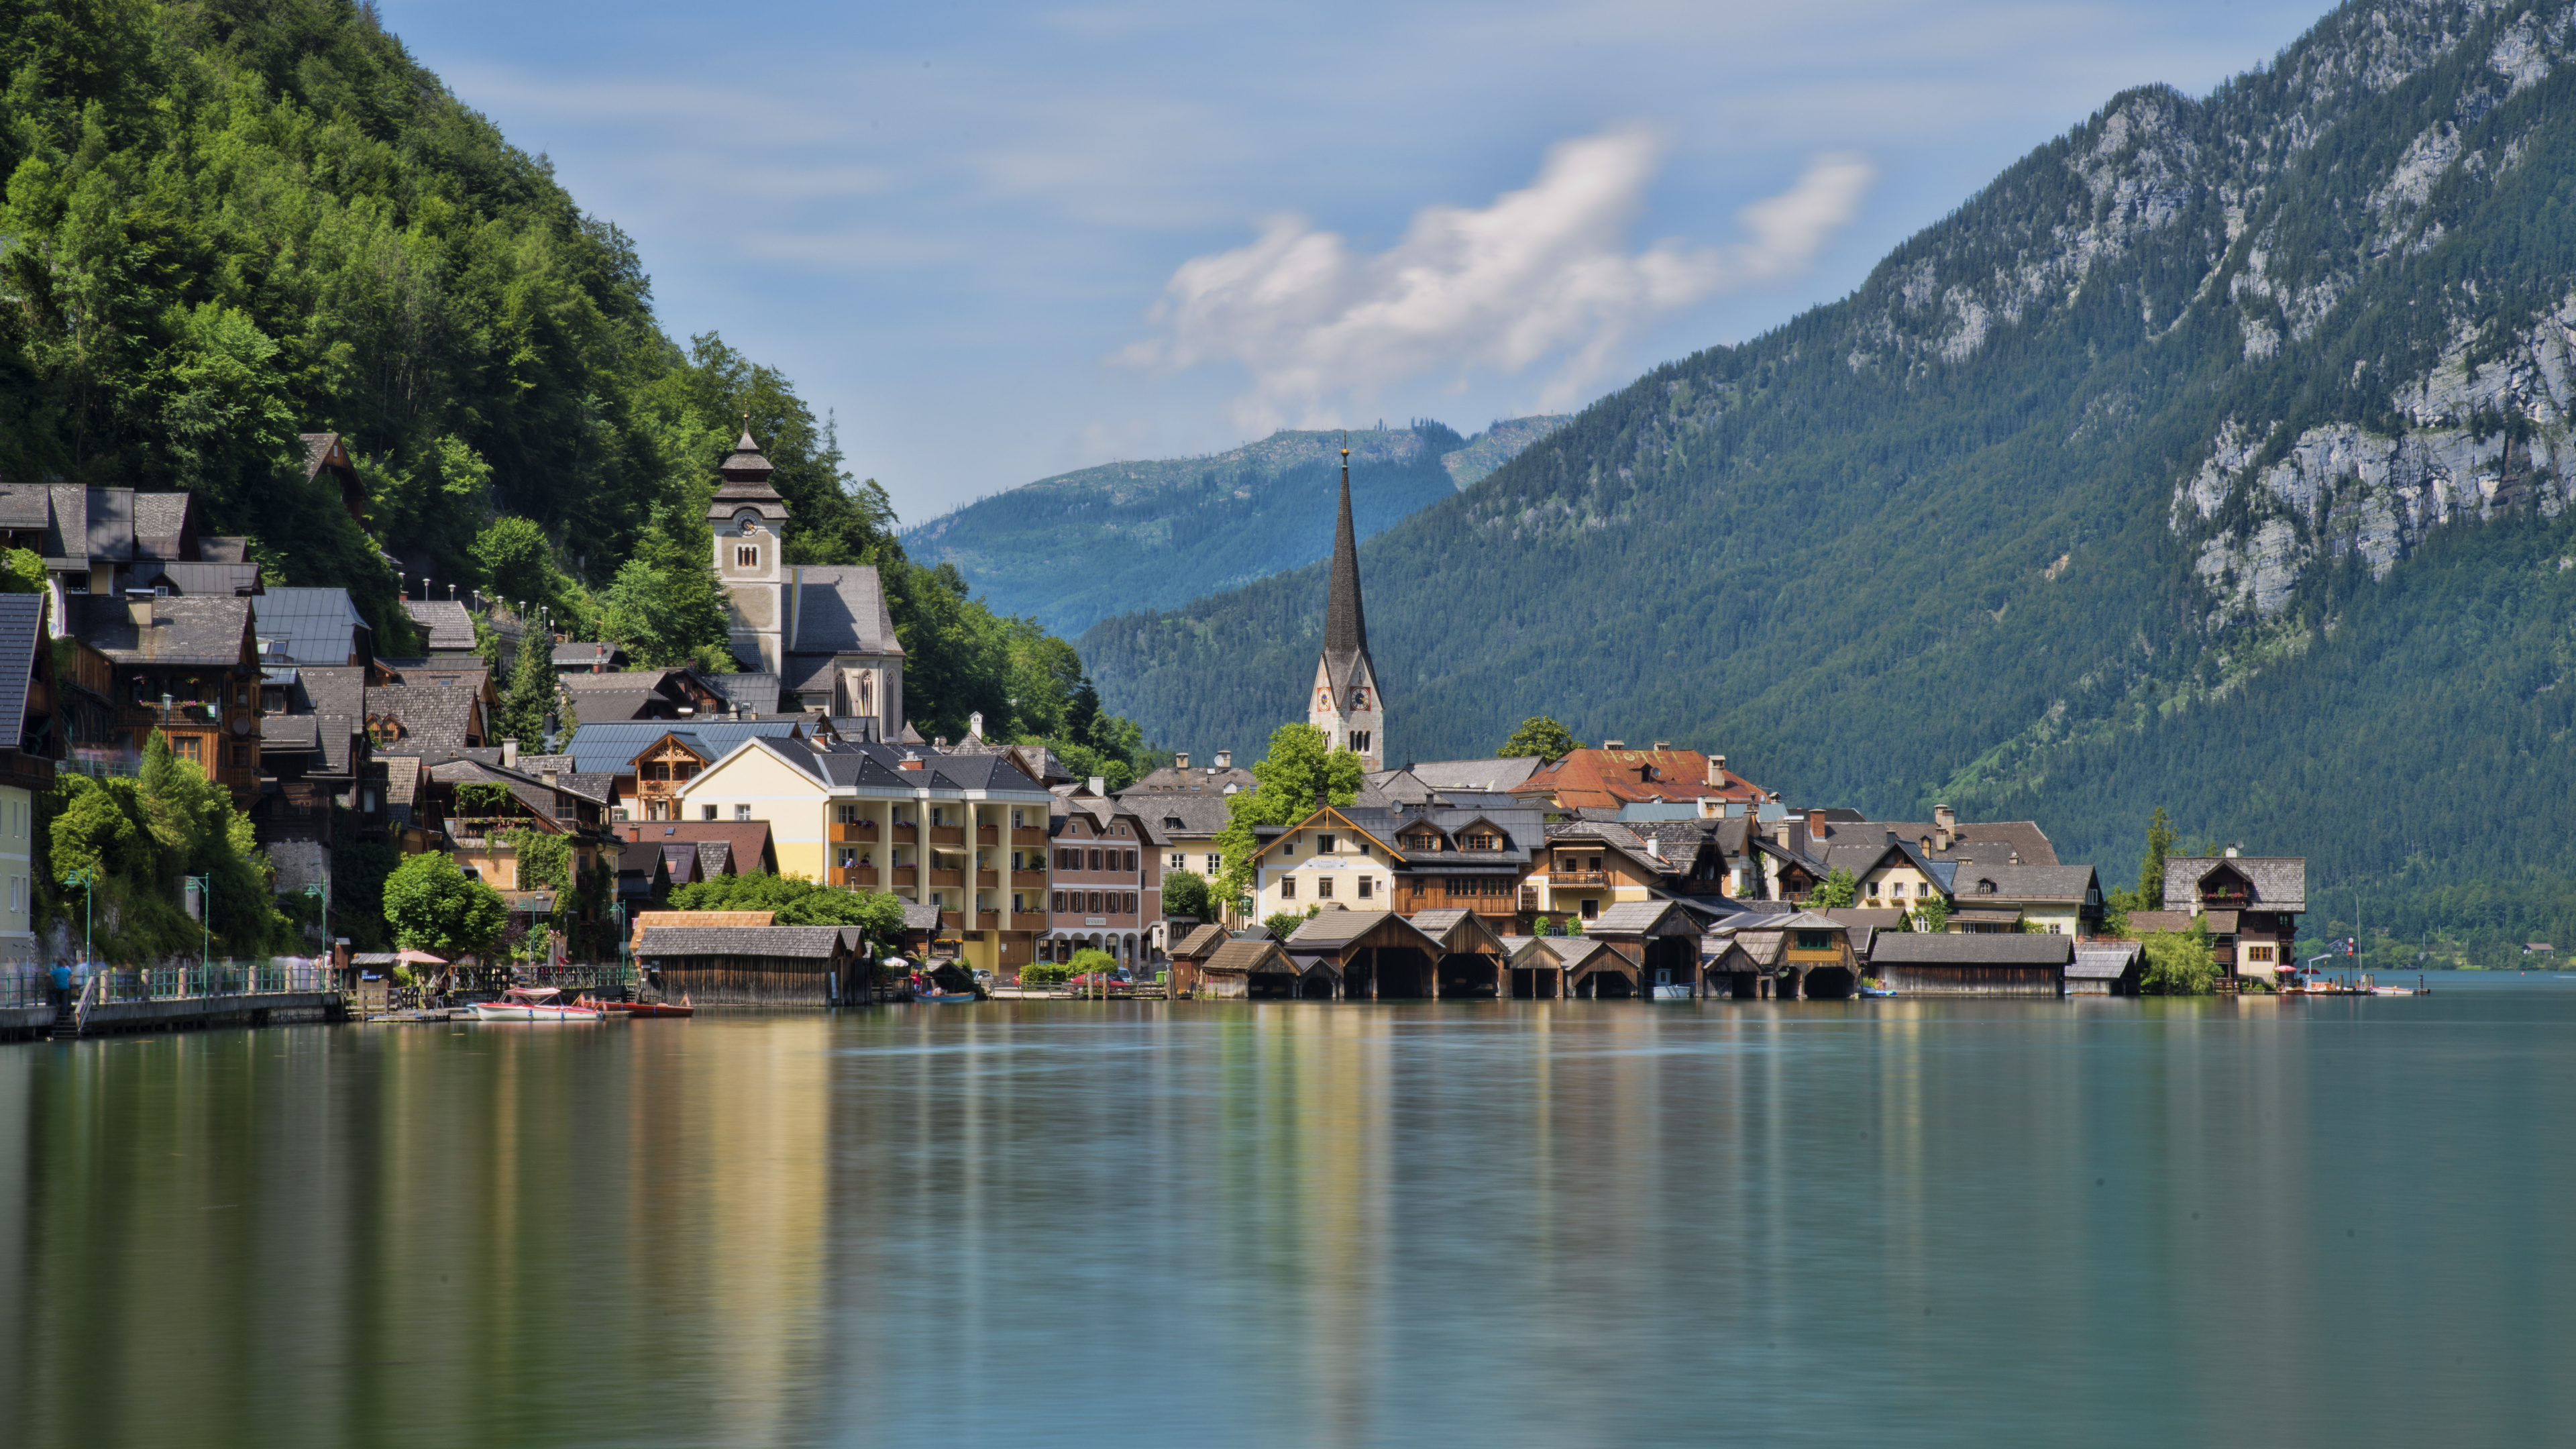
<box><xmin>0</xmin><ymin>0</ymin><xmax>1150</xmax><ymax>766</ymax></box>
<box><xmin>1082</xmin><ymin>0</ymin><xmax>2576</xmax><ymax>947</ymax></box>
<box><xmin>902</xmin><ymin>417</ymin><xmax>1564</xmax><ymax>635</ymax></box>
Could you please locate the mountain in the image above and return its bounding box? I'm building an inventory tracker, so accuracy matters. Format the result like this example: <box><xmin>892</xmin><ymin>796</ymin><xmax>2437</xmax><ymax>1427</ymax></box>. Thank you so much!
<box><xmin>1079</xmin><ymin>0</ymin><xmax>2576</xmax><ymax>953</ymax></box>
<box><xmin>900</xmin><ymin>417</ymin><xmax>1565</xmax><ymax>635</ymax></box>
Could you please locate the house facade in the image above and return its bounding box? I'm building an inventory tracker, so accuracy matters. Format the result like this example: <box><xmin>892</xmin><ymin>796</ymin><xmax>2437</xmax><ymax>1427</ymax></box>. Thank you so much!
<box><xmin>675</xmin><ymin>737</ymin><xmax>1054</xmax><ymax>973</ymax></box>
<box><xmin>1045</xmin><ymin>790</ymin><xmax>1163</xmax><ymax>968</ymax></box>
<box><xmin>2157</xmin><ymin>853</ymin><xmax>2307</xmax><ymax>981</ymax></box>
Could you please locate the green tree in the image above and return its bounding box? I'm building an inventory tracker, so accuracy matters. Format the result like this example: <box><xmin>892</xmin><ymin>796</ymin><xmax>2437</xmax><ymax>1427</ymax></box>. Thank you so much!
<box><xmin>598</xmin><ymin>498</ymin><xmax>734</xmax><ymax>669</ymax></box>
<box><xmin>382</xmin><ymin>851</ymin><xmax>508</xmax><ymax>961</ymax></box>
<box><xmin>1263</xmin><ymin>906</ymin><xmax>1320</xmax><ymax>942</ymax></box>
<box><xmin>2140</xmin><ymin>922</ymin><xmax>2216</xmax><ymax>996</ymax></box>
<box><xmin>1</xmin><ymin>549</ymin><xmax>47</xmax><ymax>595</ymax></box>
<box><xmin>473</xmin><ymin>517</ymin><xmax>591</xmax><ymax>632</ymax></box>
<box><xmin>1214</xmin><ymin>723</ymin><xmax>1366</xmax><ymax>898</ymax></box>
<box><xmin>1162</xmin><ymin>868</ymin><xmax>1214</xmax><ymax>923</ymax></box>
<box><xmin>670</xmin><ymin>871</ymin><xmax>907</xmax><ymax>944</ymax></box>
<box><xmin>1498</xmin><ymin>716</ymin><xmax>1582</xmax><ymax>760</ymax></box>
<box><xmin>2137</xmin><ymin>806</ymin><xmax>2176</xmax><ymax>909</ymax></box>
<box><xmin>1913</xmin><ymin>896</ymin><xmax>1950</xmax><ymax>934</ymax></box>
<box><xmin>1809</xmin><ymin>867</ymin><xmax>1860</xmax><ymax>910</ymax></box>
<box><xmin>492</xmin><ymin>621</ymin><xmax>561</xmax><ymax>751</ymax></box>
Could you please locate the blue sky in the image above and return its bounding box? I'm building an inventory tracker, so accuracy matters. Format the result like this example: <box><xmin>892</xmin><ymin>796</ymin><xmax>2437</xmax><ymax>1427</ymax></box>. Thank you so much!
<box><xmin>382</xmin><ymin>0</ymin><xmax>2330</xmax><ymax>523</ymax></box>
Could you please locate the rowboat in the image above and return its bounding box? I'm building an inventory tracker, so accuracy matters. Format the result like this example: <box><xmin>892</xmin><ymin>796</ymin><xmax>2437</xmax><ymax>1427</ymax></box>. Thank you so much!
<box><xmin>916</xmin><ymin>988</ymin><xmax>978</xmax><ymax>1004</ymax></box>
<box><xmin>624</xmin><ymin>996</ymin><xmax>696</xmax><ymax>1018</ymax></box>
<box><xmin>472</xmin><ymin>985</ymin><xmax>604</xmax><ymax>1022</ymax></box>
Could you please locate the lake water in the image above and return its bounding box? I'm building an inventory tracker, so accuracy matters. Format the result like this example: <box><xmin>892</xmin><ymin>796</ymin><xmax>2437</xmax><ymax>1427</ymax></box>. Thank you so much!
<box><xmin>4</xmin><ymin>980</ymin><xmax>2574</xmax><ymax>1447</ymax></box>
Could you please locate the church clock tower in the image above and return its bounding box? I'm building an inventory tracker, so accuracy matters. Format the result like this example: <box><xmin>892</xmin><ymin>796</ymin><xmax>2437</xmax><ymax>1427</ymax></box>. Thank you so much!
<box><xmin>1307</xmin><ymin>437</ymin><xmax>1384</xmax><ymax>770</ymax></box>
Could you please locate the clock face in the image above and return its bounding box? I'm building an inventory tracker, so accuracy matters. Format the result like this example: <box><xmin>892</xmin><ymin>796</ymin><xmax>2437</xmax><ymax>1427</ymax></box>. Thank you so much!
<box><xmin>1317</xmin><ymin>688</ymin><xmax>1334</xmax><ymax>711</ymax></box>
<box><xmin>1348</xmin><ymin>689</ymin><xmax>1368</xmax><ymax>710</ymax></box>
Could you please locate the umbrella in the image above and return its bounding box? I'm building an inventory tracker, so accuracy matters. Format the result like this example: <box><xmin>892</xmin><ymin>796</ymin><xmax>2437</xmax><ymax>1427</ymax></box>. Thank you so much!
<box><xmin>396</xmin><ymin>949</ymin><xmax>447</xmax><ymax>964</ymax></box>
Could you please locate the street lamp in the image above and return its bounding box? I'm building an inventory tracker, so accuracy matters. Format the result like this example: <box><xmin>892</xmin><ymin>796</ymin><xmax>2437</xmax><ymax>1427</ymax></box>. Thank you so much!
<box><xmin>184</xmin><ymin>873</ymin><xmax>212</xmax><ymax>984</ymax></box>
<box><xmin>61</xmin><ymin>866</ymin><xmax>96</xmax><ymax>981</ymax></box>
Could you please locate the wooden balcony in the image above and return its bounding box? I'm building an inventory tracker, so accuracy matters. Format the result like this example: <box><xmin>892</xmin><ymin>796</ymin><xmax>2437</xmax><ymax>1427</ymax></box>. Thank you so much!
<box><xmin>975</xmin><ymin>910</ymin><xmax>1001</xmax><ymax>929</ymax></box>
<box><xmin>977</xmin><ymin>824</ymin><xmax>1000</xmax><ymax>845</ymax></box>
<box><xmin>890</xmin><ymin>822</ymin><xmax>917</xmax><ymax>842</ymax></box>
<box><xmin>928</xmin><ymin>824</ymin><xmax>966</xmax><ymax>846</ymax></box>
<box><xmin>839</xmin><ymin>866</ymin><xmax>879</xmax><ymax>888</ymax></box>
<box><xmin>1552</xmin><ymin>871</ymin><xmax>1611</xmax><ymax>887</ymax></box>
<box><xmin>975</xmin><ymin>869</ymin><xmax>999</xmax><ymax>888</ymax></box>
<box><xmin>938</xmin><ymin>910</ymin><xmax>965</xmax><ymax>930</ymax></box>
<box><xmin>928</xmin><ymin>867</ymin><xmax>965</xmax><ymax>889</ymax></box>
<box><xmin>829</xmin><ymin>820</ymin><xmax>879</xmax><ymax>842</ymax></box>
<box><xmin>890</xmin><ymin>866</ymin><xmax>918</xmax><ymax>888</ymax></box>
<box><xmin>1011</xmin><ymin>826</ymin><xmax>1050</xmax><ymax>845</ymax></box>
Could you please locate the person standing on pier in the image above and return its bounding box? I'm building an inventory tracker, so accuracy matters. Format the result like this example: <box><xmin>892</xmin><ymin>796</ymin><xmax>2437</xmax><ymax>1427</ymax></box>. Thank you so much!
<box><xmin>48</xmin><ymin>959</ymin><xmax>71</xmax><ymax>1011</ymax></box>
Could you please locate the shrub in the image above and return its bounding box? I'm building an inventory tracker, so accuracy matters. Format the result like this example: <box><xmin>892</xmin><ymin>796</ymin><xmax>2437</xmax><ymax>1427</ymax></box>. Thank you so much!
<box><xmin>2141</xmin><ymin>926</ymin><xmax>2216</xmax><ymax>996</ymax></box>
<box><xmin>1022</xmin><ymin>963</ymin><xmax>1071</xmax><ymax>987</ymax></box>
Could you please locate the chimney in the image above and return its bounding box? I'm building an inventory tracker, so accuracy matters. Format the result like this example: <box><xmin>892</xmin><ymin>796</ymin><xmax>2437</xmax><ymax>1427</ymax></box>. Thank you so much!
<box><xmin>1645</xmin><ymin>835</ymin><xmax>1663</xmax><ymax>861</ymax></box>
<box><xmin>968</xmin><ymin>710</ymin><xmax>983</xmax><ymax>740</ymax></box>
<box><xmin>2008</xmin><ymin>849</ymin><xmax>2022</xmax><ymax>866</ymax></box>
<box><xmin>1603</xmin><ymin>739</ymin><xmax>1625</xmax><ymax>750</ymax></box>
<box><xmin>1175</xmin><ymin>752</ymin><xmax>1190</xmax><ymax>770</ymax></box>
<box><xmin>1089</xmin><ymin>775</ymin><xmax>1106</xmax><ymax>796</ymax></box>
<box><xmin>900</xmin><ymin>751</ymin><xmax>924</xmax><ymax>770</ymax></box>
<box><xmin>1934</xmin><ymin>802</ymin><xmax>1955</xmax><ymax>853</ymax></box>
<box><xmin>1805</xmin><ymin>808</ymin><xmax>1827</xmax><ymax>842</ymax></box>
<box><xmin>2224</xmin><ymin>843</ymin><xmax>2241</xmax><ymax>859</ymax></box>
<box><xmin>1884</xmin><ymin>828</ymin><xmax>1897</xmax><ymax>847</ymax></box>
<box><xmin>542</xmin><ymin>767</ymin><xmax>559</xmax><ymax>788</ymax></box>
<box><xmin>1773</xmin><ymin>820</ymin><xmax>1792</xmax><ymax>848</ymax></box>
<box><xmin>1215</xmin><ymin>749</ymin><xmax>1232</xmax><ymax>769</ymax></box>
<box><xmin>502</xmin><ymin>739</ymin><xmax>519</xmax><ymax>769</ymax></box>
<box><xmin>1709</xmin><ymin>753</ymin><xmax>1727</xmax><ymax>788</ymax></box>
<box><xmin>1652</xmin><ymin>740</ymin><xmax>1670</xmax><ymax>751</ymax></box>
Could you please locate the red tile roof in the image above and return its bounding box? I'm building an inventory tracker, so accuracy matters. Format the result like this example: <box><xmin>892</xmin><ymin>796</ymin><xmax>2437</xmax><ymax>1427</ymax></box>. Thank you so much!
<box><xmin>1506</xmin><ymin>747</ymin><xmax>1766</xmax><ymax>810</ymax></box>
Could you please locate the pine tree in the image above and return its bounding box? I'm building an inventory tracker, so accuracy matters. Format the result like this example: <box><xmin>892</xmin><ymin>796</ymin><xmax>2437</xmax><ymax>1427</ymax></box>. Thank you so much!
<box><xmin>2138</xmin><ymin>807</ymin><xmax>2176</xmax><ymax>910</ymax></box>
<box><xmin>494</xmin><ymin>627</ymin><xmax>559</xmax><ymax>753</ymax></box>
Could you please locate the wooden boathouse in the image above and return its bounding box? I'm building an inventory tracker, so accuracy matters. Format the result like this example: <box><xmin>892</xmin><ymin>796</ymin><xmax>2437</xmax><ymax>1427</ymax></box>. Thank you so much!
<box><xmin>1869</xmin><ymin>931</ymin><xmax>2072</xmax><ymax>996</ymax></box>
<box><xmin>1703</xmin><ymin>911</ymin><xmax>1858</xmax><ymax>998</ymax></box>
<box><xmin>1282</xmin><ymin>908</ymin><xmax>1505</xmax><ymax>999</ymax></box>
<box><xmin>637</xmin><ymin>924</ymin><xmax>873</xmax><ymax>1006</ymax></box>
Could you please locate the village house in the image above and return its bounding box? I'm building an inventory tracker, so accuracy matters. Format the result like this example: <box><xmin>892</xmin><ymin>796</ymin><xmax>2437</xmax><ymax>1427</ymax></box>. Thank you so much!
<box><xmin>1046</xmin><ymin>782</ymin><xmax>1163</xmax><ymax>969</ymax></box>
<box><xmin>1521</xmin><ymin>818</ymin><xmax>1674</xmax><ymax>925</ymax></box>
<box><xmin>1943</xmin><ymin>861</ymin><xmax>2104</xmax><ymax>935</ymax></box>
<box><xmin>2135</xmin><ymin>851</ymin><xmax>2308</xmax><ymax>983</ymax></box>
<box><xmin>0</xmin><ymin>595</ymin><xmax>57</xmax><ymax>965</ymax></box>
<box><xmin>672</xmin><ymin>735</ymin><xmax>1053</xmax><ymax>975</ymax></box>
<box><xmin>547</xmin><ymin>719</ymin><xmax>812</xmax><ymax>820</ymax></box>
<box><xmin>62</xmin><ymin>590</ymin><xmax>264</xmax><ymax>800</ymax></box>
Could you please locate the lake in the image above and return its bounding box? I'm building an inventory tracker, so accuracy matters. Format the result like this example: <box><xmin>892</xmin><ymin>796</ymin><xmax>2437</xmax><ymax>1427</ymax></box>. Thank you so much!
<box><xmin>4</xmin><ymin>979</ymin><xmax>2574</xmax><ymax>1447</ymax></box>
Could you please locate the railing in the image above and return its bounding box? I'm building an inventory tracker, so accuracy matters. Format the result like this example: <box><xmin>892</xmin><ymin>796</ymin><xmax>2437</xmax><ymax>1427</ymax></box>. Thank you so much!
<box><xmin>928</xmin><ymin>826</ymin><xmax>967</xmax><ymax>846</ymax></box>
<box><xmin>1552</xmin><ymin>871</ymin><xmax>1611</xmax><ymax>886</ymax></box>
<box><xmin>839</xmin><ymin>866</ymin><xmax>881</xmax><ymax>888</ymax></box>
<box><xmin>67</xmin><ymin>959</ymin><xmax>337</xmax><ymax>1004</ymax></box>
<box><xmin>519</xmin><ymin>964</ymin><xmax>633</xmax><ymax>990</ymax></box>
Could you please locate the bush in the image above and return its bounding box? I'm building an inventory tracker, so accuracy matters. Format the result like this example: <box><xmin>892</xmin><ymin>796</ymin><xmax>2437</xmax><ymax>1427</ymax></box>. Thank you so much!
<box><xmin>2141</xmin><ymin>927</ymin><xmax>2216</xmax><ymax>996</ymax></box>
<box><xmin>1022</xmin><ymin>963</ymin><xmax>1071</xmax><ymax>987</ymax></box>
<box><xmin>1263</xmin><ymin>906</ymin><xmax>1320</xmax><ymax>941</ymax></box>
<box><xmin>1067</xmin><ymin>948</ymin><xmax>1119</xmax><ymax>976</ymax></box>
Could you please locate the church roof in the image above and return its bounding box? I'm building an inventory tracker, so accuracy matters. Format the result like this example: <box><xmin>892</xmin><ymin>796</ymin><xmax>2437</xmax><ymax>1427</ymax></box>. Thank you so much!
<box><xmin>1320</xmin><ymin>439</ymin><xmax>1373</xmax><ymax>694</ymax></box>
<box><xmin>708</xmin><ymin>428</ymin><xmax>790</xmax><ymax>523</ymax></box>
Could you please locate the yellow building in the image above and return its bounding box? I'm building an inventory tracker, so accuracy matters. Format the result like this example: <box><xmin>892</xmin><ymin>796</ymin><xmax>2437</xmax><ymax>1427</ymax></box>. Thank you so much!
<box><xmin>1248</xmin><ymin>806</ymin><xmax>1403</xmax><ymax>919</ymax></box>
<box><xmin>676</xmin><ymin>737</ymin><xmax>1055</xmax><ymax>973</ymax></box>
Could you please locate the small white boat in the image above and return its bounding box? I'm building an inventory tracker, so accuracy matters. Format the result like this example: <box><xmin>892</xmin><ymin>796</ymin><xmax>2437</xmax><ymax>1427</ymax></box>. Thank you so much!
<box><xmin>472</xmin><ymin>985</ymin><xmax>605</xmax><ymax>1022</ymax></box>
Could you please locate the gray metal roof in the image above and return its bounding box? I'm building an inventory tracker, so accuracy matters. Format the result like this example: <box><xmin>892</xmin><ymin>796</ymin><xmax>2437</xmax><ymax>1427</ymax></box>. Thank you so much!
<box><xmin>786</xmin><ymin>566</ymin><xmax>902</xmax><ymax>655</ymax></box>
<box><xmin>1950</xmin><ymin>863</ymin><xmax>2100</xmax><ymax>904</ymax></box>
<box><xmin>143</xmin><ymin>561</ymin><xmax>260</xmax><ymax>596</ymax></box>
<box><xmin>559</xmin><ymin>720</ymin><xmax>806</xmax><ymax>773</ymax></box>
<box><xmin>1870</xmin><ymin>933</ymin><xmax>2074</xmax><ymax>966</ymax></box>
<box><xmin>2069</xmin><ymin>941</ymin><xmax>2143</xmax><ymax>979</ymax></box>
<box><xmin>253</xmin><ymin>588</ymin><xmax>372</xmax><ymax>665</ymax></box>
<box><xmin>0</xmin><ymin>594</ymin><xmax>40</xmax><ymax>747</ymax></box>
<box><xmin>695</xmin><ymin>670</ymin><xmax>780</xmax><ymax>715</ymax></box>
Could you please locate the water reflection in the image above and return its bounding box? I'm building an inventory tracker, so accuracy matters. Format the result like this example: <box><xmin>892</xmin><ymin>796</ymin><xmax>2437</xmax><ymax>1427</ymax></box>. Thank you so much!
<box><xmin>3</xmin><ymin>989</ymin><xmax>2575</xmax><ymax>1447</ymax></box>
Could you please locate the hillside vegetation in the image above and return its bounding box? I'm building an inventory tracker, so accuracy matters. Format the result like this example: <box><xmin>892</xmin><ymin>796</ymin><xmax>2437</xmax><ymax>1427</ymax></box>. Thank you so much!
<box><xmin>0</xmin><ymin>0</ymin><xmax>1147</xmax><ymax>767</ymax></box>
<box><xmin>1081</xmin><ymin>0</ymin><xmax>2576</xmax><ymax>949</ymax></box>
<box><xmin>902</xmin><ymin>418</ymin><xmax>1564</xmax><ymax>635</ymax></box>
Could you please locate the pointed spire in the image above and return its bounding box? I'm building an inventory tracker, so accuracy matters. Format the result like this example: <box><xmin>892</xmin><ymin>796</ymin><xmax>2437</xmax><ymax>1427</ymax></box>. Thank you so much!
<box><xmin>1324</xmin><ymin>431</ymin><xmax>1368</xmax><ymax>661</ymax></box>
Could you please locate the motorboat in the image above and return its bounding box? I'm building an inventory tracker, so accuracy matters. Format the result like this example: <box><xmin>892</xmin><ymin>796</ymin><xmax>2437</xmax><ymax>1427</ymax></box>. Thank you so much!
<box><xmin>472</xmin><ymin>985</ymin><xmax>605</xmax><ymax>1022</ymax></box>
<box><xmin>1858</xmin><ymin>983</ymin><xmax>1898</xmax><ymax>998</ymax></box>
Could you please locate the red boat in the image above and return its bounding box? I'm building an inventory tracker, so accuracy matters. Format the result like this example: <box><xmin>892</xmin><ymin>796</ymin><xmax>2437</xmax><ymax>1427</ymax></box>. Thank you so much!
<box><xmin>582</xmin><ymin>993</ymin><xmax>696</xmax><ymax>1018</ymax></box>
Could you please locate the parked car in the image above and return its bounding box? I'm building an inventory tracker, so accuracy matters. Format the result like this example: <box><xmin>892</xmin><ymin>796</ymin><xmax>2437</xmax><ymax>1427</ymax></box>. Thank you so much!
<box><xmin>1065</xmin><ymin>969</ymin><xmax>1135</xmax><ymax>997</ymax></box>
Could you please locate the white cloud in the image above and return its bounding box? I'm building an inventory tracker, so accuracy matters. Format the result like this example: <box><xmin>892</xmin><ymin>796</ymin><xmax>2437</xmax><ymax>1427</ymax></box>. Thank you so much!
<box><xmin>1112</xmin><ymin>127</ymin><xmax>1874</xmax><ymax>431</ymax></box>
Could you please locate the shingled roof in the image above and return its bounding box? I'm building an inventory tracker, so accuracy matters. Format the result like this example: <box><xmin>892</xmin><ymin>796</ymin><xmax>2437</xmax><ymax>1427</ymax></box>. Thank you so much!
<box><xmin>0</xmin><ymin>594</ymin><xmax>42</xmax><ymax>749</ymax></box>
<box><xmin>637</xmin><ymin>924</ymin><xmax>853</xmax><ymax>960</ymax></box>
<box><xmin>2165</xmin><ymin>857</ymin><xmax>2307</xmax><ymax>913</ymax></box>
<box><xmin>68</xmin><ymin>594</ymin><xmax>254</xmax><ymax>666</ymax></box>
<box><xmin>402</xmin><ymin>599</ymin><xmax>477</xmax><ymax>652</ymax></box>
<box><xmin>1871</xmin><ymin>933</ymin><xmax>2074</xmax><ymax>967</ymax></box>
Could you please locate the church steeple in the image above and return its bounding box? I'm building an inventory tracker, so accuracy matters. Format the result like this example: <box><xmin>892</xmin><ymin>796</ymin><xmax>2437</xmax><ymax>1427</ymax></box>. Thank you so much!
<box><xmin>1308</xmin><ymin>434</ymin><xmax>1384</xmax><ymax>769</ymax></box>
<box><xmin>1324</xmin><ymin>439</ymin><xmax>1368</xmax><ymax>663</ymax></box>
